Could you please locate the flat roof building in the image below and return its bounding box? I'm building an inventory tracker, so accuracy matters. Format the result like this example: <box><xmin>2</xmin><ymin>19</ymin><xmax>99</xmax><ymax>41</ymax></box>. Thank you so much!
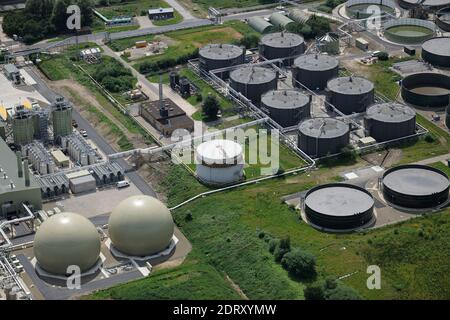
<box><xmin>148</xmin><ymin>7</ymin><xmax>174</xmax><ymax>20</ymax></box>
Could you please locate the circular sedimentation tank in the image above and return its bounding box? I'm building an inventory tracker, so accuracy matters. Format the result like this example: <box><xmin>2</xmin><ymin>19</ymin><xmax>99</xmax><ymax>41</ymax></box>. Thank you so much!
<box><xmin>327</xmin><ymin>76</ymin><xmax>375</xmax><ymax>115</ymax></box>
<box><xmin>199</xmin><ymin>44</ymin><xmax>245</xmax><ymax>79</ymax></box>
<box><xmin>108</xmin><ymin>195</ymin><xmax>174</xmax><ymax>257</ymax></box>
<box><xmin>292</xmin><ymin>54</ymin><xmax>339</xmax><ymax>90</ymax></box>
<box><xmin>436</xmin><ymin>7</ymin><xmax>450</xmax><ymax>31</ymax></box>
<box><xmin>261</xmin><ymin>89</ymin><xmax>311</xmax><ymax>127</ymax></box>
<box><xmin>304</xmin><ymin>183</ymin><xmax>375</xmax><ymax>230</ymax></box>
<box><xmin>382</xmin><ymin>164</ymin><xmax>449</xmax><ymax>208</ymax></box>
<box><xmin>398</xmin><ymin>0</ymin><xmax>450</xmax><ymax>10</ymax></box>
<box><xmin>383</xmin><ymin>18</ymin><xmax>436</xmax><ymax>44</ymax></box>
<box><xmin>259</xmin><ymin>32</ymin><xmax>305</xmax><ymax>65</ymax></box>
<box><xmin>345</xmin><ymin>0</ymin><xmax>397</xmax><ymax>19</ymax></box>
<box><xmin>196</xmin><ymin>139</ymin><xmax>244</xmax><ymax>185</ymax></box>
<box><xmin>401</xmin><ymin>72</ymin><xmax>450</xmax><ymax>107</ymax></box>
<box><xmin>33</xmin><ymin>212</ymin><xmax>101</xmax><ymax>276</ymax></box>
<box><xmin>298</xmin><ymin>117</ymin><xmax>350</xmax><ymax>158</ymax></box>
<box><xmin>365</xmin><ymin>103</ymin><xmax>416</xmax><ymax>142</ymax></box>
<box><xmin>421</xmin><ymin>37</ymin><xmax>450</xmax><ymax>67</ymax></box>
<box><xmin>230</xmin><ymin>66</ymin><xmax>278</xmax><ymax>105</ymax></box>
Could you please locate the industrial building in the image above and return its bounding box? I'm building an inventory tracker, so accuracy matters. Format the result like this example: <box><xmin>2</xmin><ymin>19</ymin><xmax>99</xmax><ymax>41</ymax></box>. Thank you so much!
<box><xmin>60</xmin><ymin>133</ymin><xmax>97</xmax><ymax>166</ymax></box>
<box><xmin>33</xmin><ymin>212</ymin><xmax>101</xmax><ymax>275</ymax></box>
<box><xmin>230</xmin><ymin>66</ymin><xmax>278</xmax><ymax>105</ymax></box>
<box><xmin>364</xmin><ymin>103</ymin><xmax>416</xmax><ymax>142</ymax></box>
<box><xmin>108</xmin><ymin>195</ymin><xmax>175</xmax><ymax>257</ymax></box>
<box><xmin>3</xmin><ymin>64</ymin><xmax>21</xmax><ymax>85</ymax></box>
<box><xmin>199</xmin><ymin>44</ymin><xmax>245</xmax><ymax>79</ymax></box>
<box><xmin>260</xmin><ymin>90</ymin><xmax>311</xmax><ymax>128</ymax></box>
<box><xmin>270</xmin><ymin>12</ymin><xmax>295</xmax><ymax>29</ymax></box>
<box><xmin>195</xmin><ymin>139</ymin><xmax>245</xmax><ymax>185</ymax></box>
<box><xmin>51</xmin><ymin>150</ymin><xmax>69</xmax><ymax>167</ymax></box>
<box><xmin>382</xmin><ymin>164</ymin><xmax>449</xmax><ymax>208</ymax></box>
<box><xmin>288</xmin><ymin>9</ymin><xmax>310</xmax><ymax>24</ymax></box>
<box><xmin>259</xmin><ymin>32</ymin><xmax>305</xmax><ymax>65</ymax></box>
<box><xmin>303</xmin><ymin>183</ymin><xmax>375</xmax><ymax>230</ymax></box>
<box><xmin>398</xmin><ymin>0</ymin><xmax>450</xmax><ymax>10</ymax></box>
<box><xmin>317</xmin><ymin>33</ymin><xmax>340</xmax><ymax>55</ymax></box>
<box><xmin>401</xmin><ymin>72</ymin><xmax>450</xmax><ymax>108</ymax></box>
<box><xmin>36</xmin><ymin>172</ymin><xmax>69</xmax><ymax>198</ymax></box>
<box><xmin>298</xmin><ymin>118</ymin><xmax>350</xmax><ymax>158</ymax></box>
<box><xmin>292</xmin><ymin>54</ymin><xmax>339</xmax><ymax>91</ymax></box>
<box><xmin>248</xmin><ymin>17</ymin><xmax>273</xmax><ymax>34</ymax></box>
<box><xmin>421</xmin><ymin>37</ymin><xmax>450</xmax><ymax>68</ymax></box>
<box><xmin>0</xmin><ymin>138</ymin><xmax>42</xmax><ymax>217</ymax></box>
<box><xmin>139</xmin><ymin>99</ymin><xmax>194</xmax><ymax>137</ymax></box>
<box><xmin>148</xmin><ymin>7</ymin><xmax>174</xmax><ymax>20</ymax></box>
<box><xmin>12</xmin><ymin>108</ymin><xmax>34</xmax><ymax>146</ymax></box>
<box><xmin>90</xmin><ymin>162</ymin><xmax>124</xmax><ymax>186</ymax></box>
<box><xmin>66</xmin><ymin>170</ymin><xmax>97</xmax><ymax>194</ymax></box>
<box><xmin>23</xmin><ymin>142</ymin><xmax>56</xmax><ymax>175</ymax></box>
<box><xmin>327</xmin><ymin>76</ymin><xmax>375</xmax><ymax>115</ymax></box>
<box><xmin>436</xmin><ymin>7</ymin><xmax>450</xmax><ymax>31</ymax></box>
<box><xmin>52</xmin><ymin>97</ymin><xmax>73</xmax><ymax>141</ymax></box>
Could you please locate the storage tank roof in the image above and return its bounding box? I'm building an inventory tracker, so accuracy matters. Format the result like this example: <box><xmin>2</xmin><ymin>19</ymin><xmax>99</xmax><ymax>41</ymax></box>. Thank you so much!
<box><xmin>261</xmin><ymin>89</ymin><xmax>309</xmax><ymax>109</ymax></box>
<box><xmin>327</xmin><ymin>76</ymin><xmax>374</xmax><ymax>95</ymax></box>
<box><xmin>366</xmin><ymin>103</ymin><xmax>415</xmax><ymax>123</ymax></box>
<box><xmin>230</xmin><ymin>66</ymin><xmax>277</xmax><ymax>85</ymax></box>
<box><xmin>422</xmin><ymin>37</ymin><xmax>450</xmax><ymax>57</ymax></box>
<box><xmin>199</xmin><ymin>43</ymin><xmax>243</xmax><ymax>60</ymax></box>
<box><xmin>293</xmin><ymin>54</ymin><xmax>339</xmax><ymax>71</ymax></box>
<box><xmin>33</xmin><ymin>212</ymin><xmax>101</xmax><ymax>275</ymax></box>
<box><xmin>260</xmin><ymin>32</ymin><xmax>304</xmax><ymax>48</ymax></box>
<box><xmin>196</xmin><ymin>139</ymin><xmax>243</xmax><ymax>164</ymax></box>
<box><xmin>299</xmin><ymin>117</ymin><xmax>349</xmax><ymax>138</ymax></box>
<box><xmin>109</xmin><ymin>195</ymin><xmax>174</xmax><ymax>257</ymax></box>
<box><xmin>383</xmin><ymin>165</ymin><xmax>449</xmax><ymax>196</ymax></box>
<box><xmin>402</xmin><ymin>0</ymin><xmax>450</xmax><ymax>6</ymax></box>
<box><xmin>305</xmin><ymin>184</ymin><xmax>374</xmax><ymax>217</ymax></box>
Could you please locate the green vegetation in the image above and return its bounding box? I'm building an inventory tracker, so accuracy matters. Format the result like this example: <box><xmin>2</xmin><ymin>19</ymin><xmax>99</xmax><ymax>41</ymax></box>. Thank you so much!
<box><xmin>430</xmin><ymin>161</ymin><xmax>450</xmax><ymax>176</ymax></box>
<box><xmin>108</xmin><ymin>34</ymin><xmax>155</xmax><ymax>52</ymax></box>
<box><xmin>281</xmin><ymin>248</ymin><xmax>317</xmax><ymax>279</ymax></box>
<box><xmin>193</xmin><ymin>0</ymin><xmax>277</xmax><ymax>10</ymax></box>
<box><xmin>286</xmin><ymin>15</ymin><xmax>331</xmax><ymax>39</ymax></box>
<box><xmin>317</xmin><ymin>0</ymin><xmax>346</xmax><ymax>13</ymax></box>
<box><xmin>304</xmin><ymin>277</ymin><xmax>361</xmax><ymax>300</ymax></box>
<box><xmin>2</xmin><ymin>0</ymin><xmax>94</xmax><ymax>44</ymax></box>
<box><xmin>96</xmin><ymin>0</ymin><xmax>172</xmax><ymax>18</ymax></box>
<box><xmin>89</xmin><ymin>252</ymin><xmax>242</xmax><ymax>300</ymax></box>
<box><xmin>201</xmin><ymin>95</ymin><xmax>220</xmax><ymax>121</ymax></box>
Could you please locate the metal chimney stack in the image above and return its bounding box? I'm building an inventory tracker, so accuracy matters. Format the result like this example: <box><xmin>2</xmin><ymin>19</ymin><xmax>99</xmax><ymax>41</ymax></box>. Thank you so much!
<box><xmin>24</xmin><ymin>159</ymin><xmax>30</xmax><ymax>187</ymax></box>
<box><xmin>159</xmin><ymin>74</ymin><xmax>164</xmax><ymax>110</ymax></box>
<box><xmin>16</xmin><ymin>151</ymin><xmax>23</xmax><ymax>178</ymax></box>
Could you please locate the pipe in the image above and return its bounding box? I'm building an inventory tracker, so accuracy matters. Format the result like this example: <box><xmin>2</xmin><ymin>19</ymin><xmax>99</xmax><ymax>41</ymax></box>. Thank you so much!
<box><xmin>23</xmin><ymin>159</ymin><xmax>30</xmax><ymax>187</ymax></box>
<box><xmin>16</xmin><ymin>151</ymin><xmax>23</xmax><ymax>178</ymax></box>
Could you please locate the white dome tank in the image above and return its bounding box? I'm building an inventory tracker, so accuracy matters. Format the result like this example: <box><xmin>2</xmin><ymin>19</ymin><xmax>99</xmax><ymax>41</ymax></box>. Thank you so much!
<box><xmin>33</xmin><ymin>212</ymin><xmax>101</xmax><ymax>276</ymax></box>
<box><xmin>108</xmin><ymin>195</ymin><xmax>174</xmax><ymax>257</ymax></box>
<box><xmin>195</xmin><ymin>139</ymin><xmax>244</xmax><ymax>185</ymax></box>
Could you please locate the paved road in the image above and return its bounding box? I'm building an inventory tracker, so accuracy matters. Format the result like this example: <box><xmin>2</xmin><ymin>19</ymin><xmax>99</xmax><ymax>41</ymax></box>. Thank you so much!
<box><xmin>25</xmin><ymin>66</ymin><xmax>157</xmax><ymax>197</ymax></box>
<box><xmin>166</xmin><ymin>0</ymin><xmax>196</xmax><ymax>20</ymax></box>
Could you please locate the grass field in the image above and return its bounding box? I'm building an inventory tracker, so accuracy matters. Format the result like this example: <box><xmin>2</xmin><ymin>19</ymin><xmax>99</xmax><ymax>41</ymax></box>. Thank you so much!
<box><xmin>192</xmin><ymin>0</ymin><xmax>277</xmax><ymax>10</ymax></box>
<box><xmin>96</xmin><ymin>0</ymin><xmax>175</xmax><ymax>18</ymax></box>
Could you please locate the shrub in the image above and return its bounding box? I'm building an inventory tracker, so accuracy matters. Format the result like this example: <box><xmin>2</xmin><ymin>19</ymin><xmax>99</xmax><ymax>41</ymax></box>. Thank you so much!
<box><xmin>268</xmin><ymin>238</ymin><xmax>279</xmax><ymax>254</ymax></box>
<box><xmin>273</xmin><ymin>236</ymin><xmax>291</xmax><ymax>262</ymax></box>
<box><xmin>281</xmin><ymin>248</ymin><xmax>316</xmax><ymax>279</ymax></box>
<box><xmin>304</xmin><ymin>277</ymin><xmax>361</xmax><ymax>300</ymax></box>
<box><xmin>424</xmin><ymin>133</ymin><xmax>437</xmax><ymax>143</ymax></box>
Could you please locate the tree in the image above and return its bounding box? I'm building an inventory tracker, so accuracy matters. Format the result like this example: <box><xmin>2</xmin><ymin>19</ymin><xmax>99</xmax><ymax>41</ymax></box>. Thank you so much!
<box><xmin>274</xmin><ymin>236</ymin><xmax>291</xmax><ymax>262</ymax></box>
<box><xmin>237</xmin><ymin>34</ymin><xmax>260</xmax><ymax>49</ymax></box>
<box><xmin>76</xmin><ymin>0</ymin><xmax>95</xmax><ymax>27</ymax></box>
<box><xmin>304</xmin><ymin>282</ymin><xmax>325</xmax><ymax>300</ymax></box>
<box><xmin>51</xmin><ymin>0</ymin><xmax>70</xmax><ymax>32</ymax></box>
<box><xmin>281</xmin><ymin>248</ymin><xmax>316</xmax><ymax>279</ymax></box>
<box><xmin>304</xmin><ymin>277</ymin><xmax>362</xmax><ymax>300</ymax></box>
<box><xmin>202</xmin><ymin>95</ymin><xmax>220</xmax><ymax>120</ymax></box>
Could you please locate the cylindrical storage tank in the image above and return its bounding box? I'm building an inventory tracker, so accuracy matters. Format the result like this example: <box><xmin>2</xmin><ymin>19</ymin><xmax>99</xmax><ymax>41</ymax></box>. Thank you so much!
<box><xmin>401</xmin><ymin>72</ymin><xmax>450</xmax><ymax>107</ymax></box>
<box><xmin>382</xmin><ymin>164</ymin><xmax>449</xmax><ymax>208</ymax></box>
<box><xmin>179</xmin><ymin>77</ymin><xmax>191</xmax><ymax>97</ymax></box>
<box><xmin>33</xmin><ymin>212</ymin><xmax>101</xmax><ymax>275</ymax></box>
<box><xmin>52</xmin><ymin>105</ymin><xmax>73</xmax><ymax>140</ymax></box>
<box><xmin>288</xmin><ymin>9</ymin><xmax>310</xmax><ymax>24</ymax></box>
<box><xmin>304</xmin><ymin>183</ymin><xmax>375</xmax><ymax>230</ymax></box>
<box><xmin>327</xmin><ymin>76</ymin><xmax>375</xmax><ymax>114</ymax></box>
<box><xmin>436</xmin><ymin>7</ymin><xmax>450</xmax><ymax>31</ymax></box>
<box><xmin>259</xmin><ymin>32</ymin><xmax>305</xmax><ymax>65</ymax></box>
<box><xmin>12</xmin><ymin>112</ymin><xmax>34</xmax><ymax>145</ymax></box>
<box><xmin>292</xmin><ymin>54</ymin><xmax>339</xmax><ymax>90</ymax></box>
<box><xmin>298</xmin><ymin>117</ymin><xmax>350</xmax><ymax>158</ymax></box>
<box><xmin>270</xmin><ymin>12</ymin><xmax>295</xmax><ymax>28</ymax></box>
<box><xmin>261</xmin><ymin>89</ymin><xmax>311</xmax><ymax>127</ymax></box>
<box><xmin>109</xmin><ymin>195</ymin><xmax>174</xmax><ymax>257</ymax></box>
<box><xmin>196</xmin><ymin>139</ymin><xmax>244</xmax><ymax>185</ymax></box>
<box><xmin>248</xmin><ymin>16</ymin><xmax>273</xmax><ymax>34</ymax></box>
<box><xmin>169</xmin><ymin>71</ymin><xmax>180</xmax><ymax>89</ymax></box>
<box><xmin>345</xmin><ymin>0</ymin><xmax>397</xmax><ymax>19</ymax></box>
<box><xmin>383</xmin><ymin>18</ymin><xmax>436</xmax><ymax>44</ymax></box>
<box><xmin>199</xmin><ymin>44</ymin><xmax>245</xmax><ymax>79</ymax></box>
<box><xmin>365</xmin><ymin>103</ymin><xmax>416</xmax><ymax>142</ymax></box>
<box><xmin>446</xmin><ymin>105</ymin><xmax>450</xmax><ymax>129</ymax></box>
<box><xmin>230</xmin><ymin>66</ymin><xmax>278</xmax><ymax>105</ymax></box>
<box><xmin>421</xmin><ymin>37</ymin><xmax>450</xmax><ymax>68</ymax></box>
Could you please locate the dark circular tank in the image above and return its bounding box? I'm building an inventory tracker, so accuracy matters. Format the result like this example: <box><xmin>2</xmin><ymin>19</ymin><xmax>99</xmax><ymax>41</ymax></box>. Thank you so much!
<box><xmin>230</xmin><ymin>66</ymin><xmax>278</xmax><ymax>105</ymax></box>
<box><xmin>298</xmin><ymin>117</ymin><xmax>350</xmax><ymax>158</ymax></box>
<box><xmin>327</xmin><ymin>76</ymin><xmax>375</xmax><ymax>115</ymax></box>
<box><xmin>259</xmin><ymin>32</ymin><xmax>305</xmax><ymax>65</ymax></box>
<box><xmin>199</xmin><ymin>44</ymin><xmax>245</xmax><ymax>79</ymax></box>
<box><xmin>446</xmin><ymin>105</ymin><xmax>450</xmax><ymax>129</ymax></box>
<box><xmin>398</xmin><ymin>0</ymin><xmax>450</xmax><ymax>9</ymax></box>
<box><xmin>436</xmin><ymin>7</ymin><xmax>450</xmax><ymax>31</ymax></box>
<box><xmin>382</xmin><ymin>164</ymin><xmax>449</xmax><ymax>208</ymax></box>
<box><xmin>169</xmin><ymin>71</ymin><xmax>180</xmax><ymax>89</ymax></box>
<box><xmin>292</xmin><ymin>54</ymin><xmax>339</xmax><ymax>90</ymax></box>
<box><xmin>260</xmin><ymin>90</ymin><xmax>311</xmax><ymax>127</ymax></box>
<box><xmin>365</xmin><ymin>103</ymin><xmax>416</xmax><ymax>142</ymax></box>
<box><xmin>401</xmin><ymin>72</ymin><xmax>450</xmax><ymax>108</ymax></box>
<box><xmin>304</xmin><ymin>183</ymin><xmax>375</xmax><ymax>230</ymax></box>
<box><xmin>421</xmin><ymin>37</ymin><xmax>450</xmax><ymax>67</ymax></box>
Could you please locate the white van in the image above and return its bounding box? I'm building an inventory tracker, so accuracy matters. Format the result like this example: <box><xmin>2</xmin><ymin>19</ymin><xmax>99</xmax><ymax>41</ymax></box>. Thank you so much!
<box><xmin>117</xmin><ymin>180</ymin><xmax>130</xmax><ymax>189</ymax></box>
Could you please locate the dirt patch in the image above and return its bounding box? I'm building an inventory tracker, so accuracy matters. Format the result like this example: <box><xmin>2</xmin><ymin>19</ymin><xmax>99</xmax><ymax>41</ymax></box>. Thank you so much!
<box><xmin>137</xmin><ymin>155</ymin><xmax>172</xmax><ymax>202</ymax></box>
<box><xmin>225</xmin><ymin>274</ymin><xmax>249</xmax><ymax>300</ymax></box>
